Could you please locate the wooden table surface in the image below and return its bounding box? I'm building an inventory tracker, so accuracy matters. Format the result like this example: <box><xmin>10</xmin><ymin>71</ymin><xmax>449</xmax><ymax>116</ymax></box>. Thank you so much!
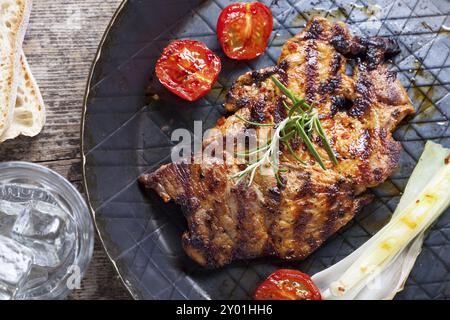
<box><xmin>0</xmin><ymin>0</ymin><xmax>131</xmax><ymax>300</ymax></box>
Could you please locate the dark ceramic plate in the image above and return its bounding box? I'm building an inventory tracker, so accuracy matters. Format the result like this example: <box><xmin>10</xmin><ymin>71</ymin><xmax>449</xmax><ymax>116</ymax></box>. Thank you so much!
<box><xmin>82</xmin><ymin>0</ymin><xmax>450</xmax><ymax>299</ymax></box>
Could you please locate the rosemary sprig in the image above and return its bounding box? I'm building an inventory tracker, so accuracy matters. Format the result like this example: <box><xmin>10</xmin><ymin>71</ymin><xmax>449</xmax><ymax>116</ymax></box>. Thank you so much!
<box><xmin>233</xmin><ymin>116</ymin><xmax>291</xmax><ymax>186</ymax></box>
<box><xmin>273</xmin><ymin>76</ymin><xmax>337</xmax><ymax>168</ymax></box>
<box><xmin>232</xmin><ymin>76</ymin><xmax>337</xmax><ymax>186</ymax></box>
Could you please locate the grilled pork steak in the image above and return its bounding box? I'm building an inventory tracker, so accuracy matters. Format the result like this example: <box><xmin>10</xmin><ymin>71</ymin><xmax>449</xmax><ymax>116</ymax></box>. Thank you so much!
<box><xmin>139</xmin><ymin>17</ymin><xmax>414</xmax><ymax>268</ymax></box>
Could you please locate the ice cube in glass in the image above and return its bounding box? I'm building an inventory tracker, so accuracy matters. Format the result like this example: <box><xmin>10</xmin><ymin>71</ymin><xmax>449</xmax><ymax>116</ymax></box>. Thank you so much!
<box><xmin>0</xmin><ymin>235</ymin><xmax>33</xmax><ymax>288</ymax></box>
<box><xmin>12</xmin><ymin>201</ymin><xmax>75</xmax><ymax>268</ymax></box>
<box><xmin>0</xmin><ymin>200</ymin><xmax>26</xmax><ymax>216</ymax></box>
<box><xmin>0</xmin><ymin>214</ymin><xmax>16</xmax><ymax>236</ymax></box>
<box><xmin>0</xmin><ymin>162</ymin><xmax>94</xmax><ymax>299</ymax></box>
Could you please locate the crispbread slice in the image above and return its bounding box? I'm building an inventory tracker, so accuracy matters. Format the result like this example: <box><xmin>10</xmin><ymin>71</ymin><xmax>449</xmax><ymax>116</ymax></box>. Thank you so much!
<box><xmin>0</xmin><ymin>0</ymin><xmax>32</xmax><ymax>136</ymax></box>
<box><xmin>0</xmin><ymin>52</ymin><xmax>45</xmax><ymax>142</ymax></box>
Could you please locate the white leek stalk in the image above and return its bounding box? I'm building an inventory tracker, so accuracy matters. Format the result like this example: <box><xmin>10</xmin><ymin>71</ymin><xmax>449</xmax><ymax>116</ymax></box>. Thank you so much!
<box><xmin>312</xmin><ymin>141</ymin><xmax>450</xmax><ymax>300</ymax></box>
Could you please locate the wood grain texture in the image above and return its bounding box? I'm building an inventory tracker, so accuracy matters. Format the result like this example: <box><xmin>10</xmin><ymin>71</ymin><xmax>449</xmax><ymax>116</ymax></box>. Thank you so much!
<box><xmin>0</xmin><ymin>0</ymin><xmax>131</xmax><ymax>300</ymax></box>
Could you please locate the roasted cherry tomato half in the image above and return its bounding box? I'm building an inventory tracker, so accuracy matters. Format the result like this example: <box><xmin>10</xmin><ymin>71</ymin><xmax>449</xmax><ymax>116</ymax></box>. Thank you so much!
<box><xmin>155</xmin><ymin>40</ymin><xmax>221</xmax><ymax>101</ymax></box>
<box><xmin>255</xmin><ymin>269</ymin><xmax>322</xmax><ymax>300</ymax></box>
<box><xmin>217</xmin><ymin>2</ymin><xmax>273</xmax><ymax>60</ymax></box>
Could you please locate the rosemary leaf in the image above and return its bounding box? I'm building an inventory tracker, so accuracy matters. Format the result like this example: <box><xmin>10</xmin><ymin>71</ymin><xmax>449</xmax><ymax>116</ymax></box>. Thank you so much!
<box><xmin>235</xmin><ymin>143</ymin><xmax>270</xmax><ymax>157</ymax></box>
<box><xmin>282</xmin><ymin>101</ymin><xmax>291</xmax><ymax>112</ymax></box>
<box><xmin>295</xmin><ymin>120</ymin><xmax>326</xmax><ymax>170</ymax></box>
<box><xmin>275</xmin><ymin>172</ymin><xmax>285</xmax><ymax>187</ymax></box>
<box><xmin>272</xmin><ymin>76</ymin><xmax>311</xmax><ymax>112</ymax></box>
<box><xmin>271</xmin><ymin>76</ymin><xmax>298</xmax><ymax>104</ymax></box>
<box><xmin>280</xmin><ymin>130</ymin><xmax>296</xmax><ymax>142</ymax></box>
<box><xmin>288</xmin><ymin>101</ymin><xmax>306</xmax><ymax>118</ymax></box>
<box><xmin>313</xmin><ymin>117</ymin><xmax>338</xmax><ymax>165</ymax></box>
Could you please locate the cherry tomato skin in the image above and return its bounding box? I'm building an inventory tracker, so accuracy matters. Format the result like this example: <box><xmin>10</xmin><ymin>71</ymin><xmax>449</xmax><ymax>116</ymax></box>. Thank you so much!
<box><xmin>217</xmin><ymin>2</ymin><xmax>273</xmax><ymax>60</ymax></box>
<box><xmin>254</xmin><ymin>269</ymin><xmax>322</xmax><ymax>300</ymax></box>
<box><xmin>155</xmin><ymin>40</ymin><xmax>221</xmax><ymax>101</ymax></box>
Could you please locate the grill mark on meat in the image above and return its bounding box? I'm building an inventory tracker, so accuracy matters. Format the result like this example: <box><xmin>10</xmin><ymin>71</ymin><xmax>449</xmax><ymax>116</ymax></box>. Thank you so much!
<box><xmin>373</xmin><ymin>168</ymin><xmax>383</xmax><ymax>183</ymax></box>
<box><xmin>292</xmin><ymin>173</ymin><xmax>315</xmax><ymax>252</ymax></box>
<box><xmin>294</xmin><ymin>210</ymin><xmax>313</xmax><ymax>235</ymax></box>
<box><xmin>349</xmin><ymin>97</ymin><xmax>370</xmax><ymax>118</ymax></box>
<box><xmin>268</xmin><ymin>187</ymin><xmax>281</xmax><ymax>202</ymax></box>
<box><xmin>232</xmin><ymin>184</ymin><xmax>268</xmax><ymax>259</ymax></box>
<box><xmin>319</xmin><ymin>76</ymin><xmax>341</xmax><ymax>97</ymax></box>
<box><xmin>330</xmin><ymin>96</ymin><xmax>353</xmax><ymax>118</ymax></box>
<box><xmin>338</xmin><ymin>36</ymin><xmax>401</xmax><ymax>70</ymax></box>
<box><xmin>225</xmin><ymin>84</ymin><xmax>238</xmax><ymax>104</ymax></box>
<box><xmin>330</xmin><ymin>23</ymin><xmax>401</xmax><ymax>71</ymax></box>
<box><xmin>305</xmin><ymin>43</ymin><xmax>319</xmax><ymax>104</ymax></box>
<box><xmin>182</xmin><ymin>233</ymin><xmax>212</xmax><ymax>267</ymax></box>
<box><xmin>273</xmin><ymin>97</ymin><xmax>288</xmax><ymax>124</ymax></box>
<box><xmin>303</xmin><ymin>18</ymin><xmax>325</xmax><ymax>40</ymax></box>
<box><xmin>204</xmin><ymin>168</ymin><xmax>222</xmax><ymax>193</ymax></box>
<box><xmin>251</xmin><ymin>67</ymin><xmax>278</xmax><ymax>85</ymax></box>
<box><xmin>324</xmin><ymin>179</ymin><xmax>344</xmax><ymax>211</ymax></box>
<box><xmin>176</xmin><ymin>194</ymin><xmax>200</xmax><ymax>216</ymax></box>
<box><xmin>174</xmin><ymin>164</ymin><xmax>199</xmax><ymax>215</ymax></box>
<box><xmin>320</xmin><ymin>179</ymin><xmax>353</xmax><ymax>240</ymax></box>
<box><xmin>204</xmin><ymin>208</ymin><xmax>214</xmax><ymax>239</ymax></box>
<box><xmin>349</xmin><ymin>61</ymin><xmax>374</xmax><ymax>118</ymax></box>
<box><xmin>353</xmin><ymin>128</ymin><xmax>402</xmax><ymax>188</ymax></box>
<box><xmin>330</xmin><ymin>24</ymin><xmax>350</xmax><ymax>54</ymax></box>
<box><xmin>318</xmin><ymin>53</ymin><xmax>343</xmax><ymax>102</ymax></box>
<box><xmin>277</xmin><ymin>60</ymin><xmax>289</xmax><ymax>85</ymax></box>
<box><xmin>365</xmin><ymin>38</ymin><xmax>400</xmax><ymax>70</ymax></box>
<box><xmin>366</xmin><ymin>46</ymin><xmax>384</xmax><ymax>71</ymax></box>
<box><xmin>236</xmin><ymin>97</ymin><xmax>250</xmax><ymax>109</ymax></box>
<box><xmin>249</xmin><ymin>98</ymin><xmax>267</xmax><ymax>123</ymax></box>
<box><xmin>292</xmin><ymin>191</ymin><xmax>314</xmax><ymax>245</ymax></box>
<box><xmin>296</xmin><ymin>172</ymin><xmax>313</xmax><ymax>199</ymax></box>
<box><xmin>330</xmin><ymin>52</ymin><xmax>342</xmax><ymax>74</ymax></box>
<box><xmin>265</xmin><ymin>186</ymin><xmax>281</xmax><ymax>256</ymax></box>
<box><xmin>320</xmin><ymin>208</ymin><xmax>346</xmax><ymax>240</ymax></box>
<box><xmin>232</xmin><ymin>186</ymin><xmax>248</xmax><ymax>259</ymax></box>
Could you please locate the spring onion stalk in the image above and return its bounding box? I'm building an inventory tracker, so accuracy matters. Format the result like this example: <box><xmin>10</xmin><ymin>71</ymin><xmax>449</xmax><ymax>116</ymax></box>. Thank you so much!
<box><xmin>312</xmin><ymin>141</ymin><xmax>450</xmax><ymax>300</ymax></box>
